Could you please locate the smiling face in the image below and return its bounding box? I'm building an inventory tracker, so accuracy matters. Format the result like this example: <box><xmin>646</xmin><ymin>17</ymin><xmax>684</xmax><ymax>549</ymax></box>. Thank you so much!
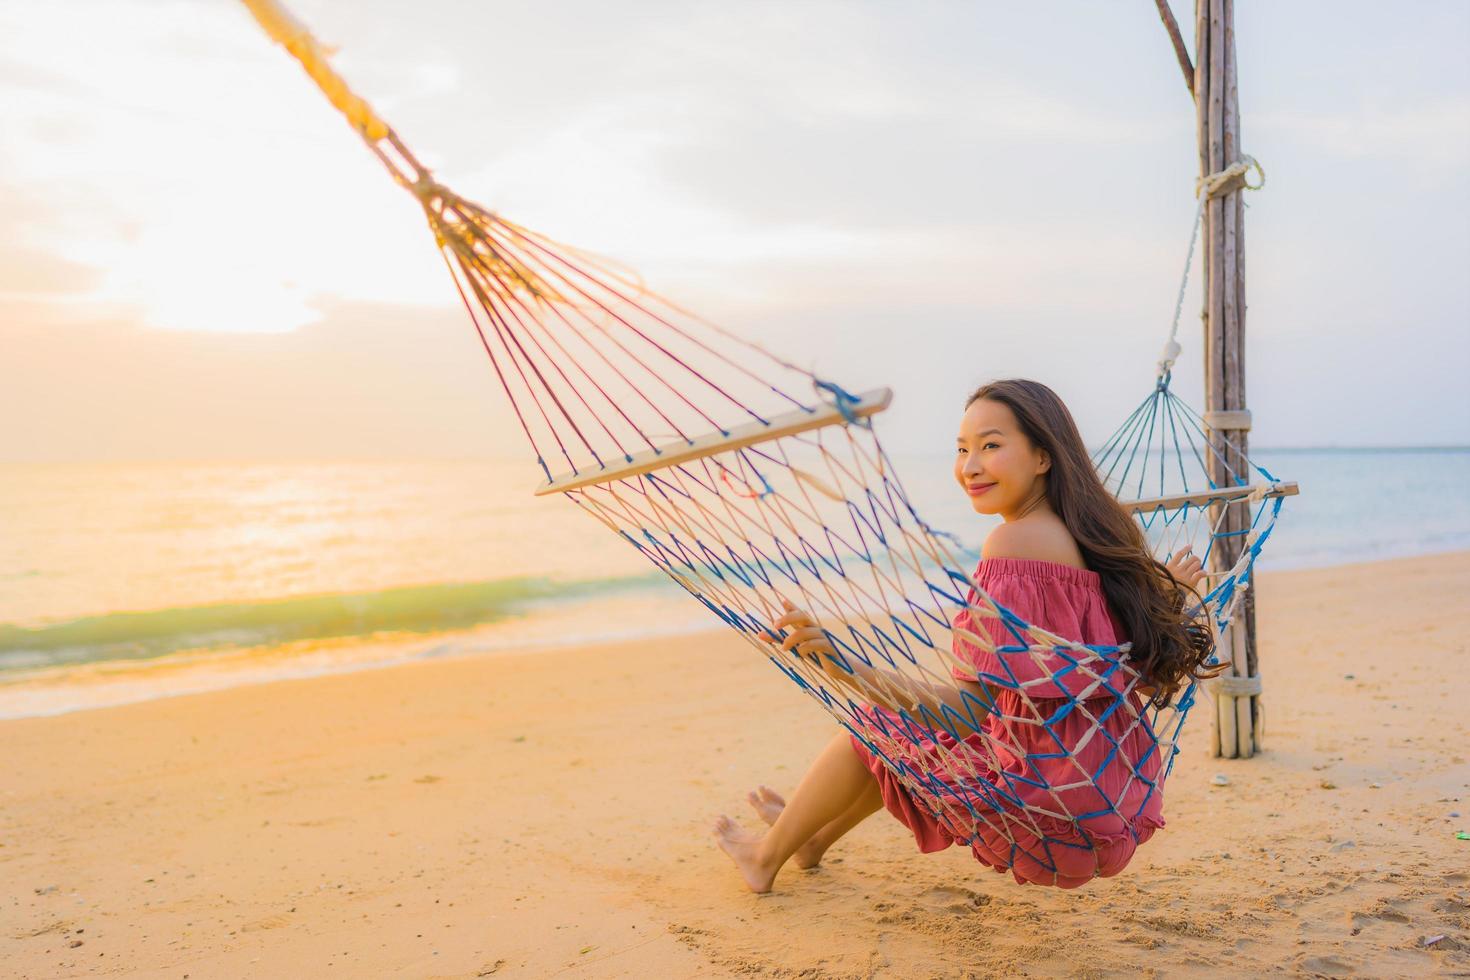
<box><xmin>953</xmin><ymin>397</ymin><xmax>1052</xmax><ymax>519</ymax></box>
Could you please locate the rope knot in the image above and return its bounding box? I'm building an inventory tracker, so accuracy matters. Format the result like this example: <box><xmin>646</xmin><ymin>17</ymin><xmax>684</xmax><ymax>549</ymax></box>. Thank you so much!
<box><xmin>1196</xmin><ymin>154</ymin><xmax>1265</xmax><ymax>200</ymax></box>
<box><xmin>1156</xmin><ymin>339</ymin><xmax>1183</xmax><ymax>378</ymax></box>
<box><xmin>812</xmin><ymin>378</ymin><xmax>865</xmax><ymax>427</ymax></box>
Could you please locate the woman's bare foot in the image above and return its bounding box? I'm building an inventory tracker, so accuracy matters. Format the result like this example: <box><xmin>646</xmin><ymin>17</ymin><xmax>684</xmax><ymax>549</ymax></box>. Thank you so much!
<box><xmin>710</xmin><ymin>814</ymin><xmax>778</xmax><ymax>893</ymax></box>
<box><xmin>746</xmin><ymin>785</ymin><xmax>824</xmax><ymax>869</ymax></box>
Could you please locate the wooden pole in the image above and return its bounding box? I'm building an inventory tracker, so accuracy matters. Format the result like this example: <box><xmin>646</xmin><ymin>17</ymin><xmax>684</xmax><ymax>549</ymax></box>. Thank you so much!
<box><xmin>1153</xmin><ymin>0</ymin><xmax>1195</xmax><ymax>97</ymax></box>
<box><xmin>1156</xmin><ymin>1</ymin><xmax>1262</xmax><ymax>758</ymax></box>
<box><xmin>1193</xmin><ymin>0</ymin><xmax>1260</xmax><ymax>759</ymax></box>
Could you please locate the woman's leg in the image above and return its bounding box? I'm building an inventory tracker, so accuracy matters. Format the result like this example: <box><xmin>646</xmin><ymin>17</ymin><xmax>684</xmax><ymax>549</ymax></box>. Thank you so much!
<box><xmin>799</xmin><ymin>776</ymin><xmax>884</xmax><ymax>865</ymax></box>
<box><xmin>712</xmin><ymin>731</ymin><xmax>879</xmax><ymax>892</ymax></box>
<box><xmin>749</xmin><ymin>775</ymin><xmax>884</xmax><ymax>868</ymax></box>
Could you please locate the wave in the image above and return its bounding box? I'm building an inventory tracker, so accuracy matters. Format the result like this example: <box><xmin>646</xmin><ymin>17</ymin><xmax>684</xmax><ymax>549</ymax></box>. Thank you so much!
<box><xmin>0</xmin><ymin>572</ymin><xmax>671</xmax><ymax>674</ymax></box>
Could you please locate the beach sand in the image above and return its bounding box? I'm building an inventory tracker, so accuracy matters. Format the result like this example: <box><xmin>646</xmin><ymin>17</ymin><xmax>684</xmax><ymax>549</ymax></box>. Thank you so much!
<box><xmin>4</xmin><ymin>551</ymin><xmax>1468</xmax><ymax>978</ymax></box>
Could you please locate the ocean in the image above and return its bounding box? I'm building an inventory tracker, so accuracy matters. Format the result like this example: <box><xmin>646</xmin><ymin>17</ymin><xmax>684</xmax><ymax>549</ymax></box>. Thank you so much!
<box><xmin>2</xmin><ymin>448</ymin><xmax>1466</xmax><ymax>718</ymax></box>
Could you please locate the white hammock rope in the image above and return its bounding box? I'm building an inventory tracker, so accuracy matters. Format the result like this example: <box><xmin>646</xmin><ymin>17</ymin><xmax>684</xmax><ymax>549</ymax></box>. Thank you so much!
<box><xmin>1160</xmin><ymin>155</ymin><xmax>1266</xmax><ymax>377</ymax></box>
<box><xmin>240</xmin><ymin>0</ymin><xmax>1294</xmax><ymax>886</ymax></box>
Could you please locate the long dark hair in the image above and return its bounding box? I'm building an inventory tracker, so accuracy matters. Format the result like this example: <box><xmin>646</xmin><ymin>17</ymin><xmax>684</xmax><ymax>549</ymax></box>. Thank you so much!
<box><xmin>967</xmin><ymin>379</ymin><xmax>1219</xmax><ymax>707</ymax></box>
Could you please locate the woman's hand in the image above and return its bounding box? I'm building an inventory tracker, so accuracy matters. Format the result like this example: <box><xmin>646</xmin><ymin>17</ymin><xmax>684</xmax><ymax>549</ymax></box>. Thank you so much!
<box><xmin>764</xmin><ymin>598</ymin><xmax>846</xmax><ymax>682</ymax></box>
<box><xmin>1164</xmin><ymin>545</ymin><xmax>1206</xmax><ymax>591</ymax></box>
<box><xmin>761</xmin><ymin>598</ymin><xmax>991</xmax><ymax>733</ymax></box>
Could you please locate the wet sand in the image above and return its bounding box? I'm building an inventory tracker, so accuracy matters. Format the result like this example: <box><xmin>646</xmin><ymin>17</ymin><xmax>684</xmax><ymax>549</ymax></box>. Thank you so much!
<box><xmin>3</xmin><ymin>550</ymin><xmax>1468</xmax><ymax>977</ymax></box>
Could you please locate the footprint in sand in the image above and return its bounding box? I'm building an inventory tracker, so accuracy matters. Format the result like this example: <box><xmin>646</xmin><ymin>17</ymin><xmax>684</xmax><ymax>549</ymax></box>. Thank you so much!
<box><xmin>1119</xmin><ymin>931</ymin><xmax>1164</xmax><ymax>950</ymax></box>
<box><xmin>20</xmin><ymin>919</ymin><xmax>71</xmax><ymax>938</ymax></box>
<box><xmin>1298</xmin><ymin>953</ymin><xmax>1359</xmax><ymax>975</ymax></box>
<box><xmin>919</xmin><ymin>885</ymin><xmax>990</xmax><ymax>913</ymax></box>
<box><xmin>241</xmin><ymin>913</ymin><xmax>291</xmax><ymax>932</ymax></box>
<box><xmin>1351</xmin><ymin>900</ymin><xmax>1411</xmax><ymax>925</ymax></box>
<box><xmin>286</xmin><ymin>817</ymin><xmax>347</xmax><ymax>828</ymax></box>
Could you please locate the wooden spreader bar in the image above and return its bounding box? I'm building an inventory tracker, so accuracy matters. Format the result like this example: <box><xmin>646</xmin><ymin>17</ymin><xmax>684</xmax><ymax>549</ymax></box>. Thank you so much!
<box><xmin>534</xmin><ymin>387</ymin><xmax>894</xmax><ymax>496</ymax></box>
<box><xmin>1118</xmin><ymin>480</ymin><xmax>1298</xmax><ymax>516</ymax></box>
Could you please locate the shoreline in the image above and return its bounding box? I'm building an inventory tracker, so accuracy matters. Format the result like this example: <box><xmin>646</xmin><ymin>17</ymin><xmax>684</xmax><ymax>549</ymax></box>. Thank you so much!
<box><xmin>3</xmin><ymin>549</ymin><xmax>1468</xmax><ymax>975</ymax></box>
<box><xmin>3</xmin><ymin>545</ymin><xmax>1466</xmax><ymax>723</ymax></box>
<box><xmin>0</xmin><ymin>588</ymin><xmax>711</xmax><ymax>722</ymax></box>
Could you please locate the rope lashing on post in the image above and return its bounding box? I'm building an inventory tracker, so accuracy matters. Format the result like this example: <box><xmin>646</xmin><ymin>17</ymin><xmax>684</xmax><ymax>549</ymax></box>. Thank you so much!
<box><xmin>1157</xmin><ymin>155</ymin><xmax>1265</xmax><ymax>378</ymax></box>
<box><xmin>1207</xmin><ymin>674</ymin><xmax>1263</xmax><ymax>698</ymax></box>
<box><xmin>1196</xmin><ymin>154</ymin><xmax>1265</xmax><ymax>200</ymax></box>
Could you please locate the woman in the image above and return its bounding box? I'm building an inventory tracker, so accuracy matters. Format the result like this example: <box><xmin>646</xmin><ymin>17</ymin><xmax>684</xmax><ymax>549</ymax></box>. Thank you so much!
<box><xmin>711</xmin><ymin>378</ymin><xmax>1213</xmax><ymax>892</ymax></box>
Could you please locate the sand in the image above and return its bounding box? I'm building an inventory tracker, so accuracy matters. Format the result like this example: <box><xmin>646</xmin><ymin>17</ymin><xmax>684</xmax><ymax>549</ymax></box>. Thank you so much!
<box><xmin>3</xmin><ymin>550</ymin><xmax>1468</xmax><ymax>978</ymax></box>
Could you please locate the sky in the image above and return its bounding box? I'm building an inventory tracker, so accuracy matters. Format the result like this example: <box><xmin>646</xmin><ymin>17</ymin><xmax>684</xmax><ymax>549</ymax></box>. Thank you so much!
<box><xmin>1</xmin><ymin>0</ymin><xmax>1467</xmax><ymax>462</ymax></box>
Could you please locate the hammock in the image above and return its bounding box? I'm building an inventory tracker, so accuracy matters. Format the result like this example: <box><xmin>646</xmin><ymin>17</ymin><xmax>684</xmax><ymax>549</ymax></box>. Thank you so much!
<box><xmin>241</xmin><ymin>0</ymin><xmax>1296</xmax><ymax>885</ymax></box>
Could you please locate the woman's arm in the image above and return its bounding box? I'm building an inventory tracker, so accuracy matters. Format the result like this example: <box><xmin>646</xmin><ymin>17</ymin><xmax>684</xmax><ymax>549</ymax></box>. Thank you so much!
<box><xmin>766</xmin><ymin>600</ymin><xmax>996</xmax><ymax>738</ymax></box>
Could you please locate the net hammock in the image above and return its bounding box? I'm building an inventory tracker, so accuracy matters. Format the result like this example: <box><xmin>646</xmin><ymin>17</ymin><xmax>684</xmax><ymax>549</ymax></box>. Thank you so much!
<box><xmin>242</xmin><ymin>0</ymin><xmax>1296</xmax><ymax>886</ymax></box>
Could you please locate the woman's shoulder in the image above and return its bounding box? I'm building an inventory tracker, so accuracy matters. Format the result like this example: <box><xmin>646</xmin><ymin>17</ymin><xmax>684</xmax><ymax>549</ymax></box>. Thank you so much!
<box><xmin>980</xmin><ymin>520</ymin><xmax>1089</xmax><ymax>571</ymax></box>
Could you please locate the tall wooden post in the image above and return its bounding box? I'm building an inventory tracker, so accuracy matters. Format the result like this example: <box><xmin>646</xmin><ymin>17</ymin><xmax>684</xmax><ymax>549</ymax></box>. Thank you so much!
<box><xmin>1196</xmin><ymin>0</ymin><xmax>1259</xmax><ymax>759</ymax></box>
<box><xmin>1156</xmin><ymin>0</ymin><xmax>1261</xmax><ymax>758</ymax></box>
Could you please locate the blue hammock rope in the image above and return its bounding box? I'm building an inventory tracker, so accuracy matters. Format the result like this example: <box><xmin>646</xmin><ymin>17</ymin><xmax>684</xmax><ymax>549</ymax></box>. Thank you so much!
<box><xmin>241</xmin><ymin>0</ymin><xmax>1295</xmax><ymax>886</ymax></box>
<box><xmin>427</xmin><ymin>212</ymin><xmax>1293</xmax><ymax>882</ymax></box>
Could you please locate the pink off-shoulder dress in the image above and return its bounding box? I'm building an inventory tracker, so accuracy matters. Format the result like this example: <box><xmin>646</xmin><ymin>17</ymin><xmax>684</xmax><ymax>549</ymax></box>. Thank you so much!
<box><xmin>847</xmin><ymin>556</ymin><xmax>1164</xmax><ymax>889</ymax></box>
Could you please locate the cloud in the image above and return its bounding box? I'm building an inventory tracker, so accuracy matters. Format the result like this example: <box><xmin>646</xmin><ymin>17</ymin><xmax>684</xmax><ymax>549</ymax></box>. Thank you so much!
<box><xmin>0</xmin><ymin>0</ymin><xmax>1465</xmax><ymax>458</ymax></box>
<box><xmin>0</xmin><ymin>297</ymin><xmax>519</xmax><ymax>462</ymax></box>
<box><xmin>0</xmin><ymin>245</ymin><xmax>104</xmax><ymax>295</ymax></box>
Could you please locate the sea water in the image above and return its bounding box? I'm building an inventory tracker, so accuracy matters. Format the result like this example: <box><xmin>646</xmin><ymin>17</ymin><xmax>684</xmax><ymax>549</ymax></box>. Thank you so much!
<box><xmin>2</xmin><ymin>448</ymin><xmax>1465</xmax><ymax>717</ymax></box>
